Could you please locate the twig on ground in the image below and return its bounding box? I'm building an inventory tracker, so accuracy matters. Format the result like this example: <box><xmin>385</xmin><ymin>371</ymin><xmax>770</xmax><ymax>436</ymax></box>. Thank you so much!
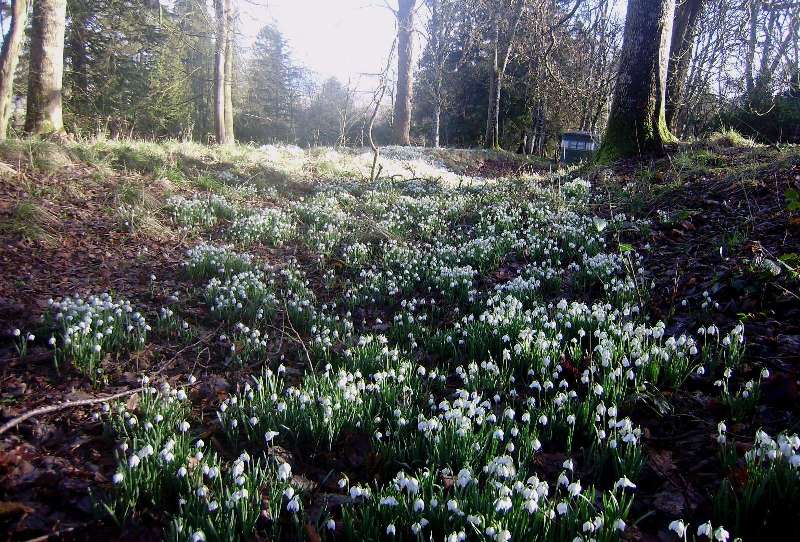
<box><xmin>281</xmin><ymin>302</ymin><xmax>313</xmax><ymax>372</ymax></box>
<box><xmin>0</xmin><ymin>388</ymin><xmax>140</xmax><ymax>436</ymax></box>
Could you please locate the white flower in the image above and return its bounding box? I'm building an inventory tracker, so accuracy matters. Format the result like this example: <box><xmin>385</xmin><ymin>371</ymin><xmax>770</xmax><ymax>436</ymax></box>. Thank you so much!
<box><xmin>668</xmin><ymin>519</ymin><xmax>686</xmax><ymax>537</ymax></box>
<box><xmin>128</xmin><ymin>455</ymin><xmax>140</xmax><ymax>468</ymax></box>
<box><xmin>494</xmin><ymin>496</ymin><xmax>512</xmax><ymax>513</ymax></box>
<box><xmin>112</xmin><ymin>472</ymin><xmax>124</xmax><ymax>484</ymax></box>
<box><xmin>286</xmin><ymin>496</ymin><xmax>301</xmax><ymax>513</ymax></box>
<box><xmin>713</xmin><ymin>526</ymin><xmax>729</xmax><ymax>541</ymax></box>
<box><xmin>613</xmin><ymin>518</ymin><xmax>626</xmax><ymax>531</ymax></box>
<box><xmin>265</xmin><ymin>430</ymin><xmax>279</xmax><ymax>443</ymax></box>
<box><xmin>614</xmin><ymin>476</ymin><xmax>636</xmax><ymax>490</ymax></box>
<box><xmin>326</xmin><ymin>519</ymin><xmax>336</xmax><ymax>531</ymax></box>
<box><xmin>277</xmin><ymin>461</ymin><xmax>292</xmax><ymax>481</ymax></box>
<box><xmin>697</xmin><ymin>521</ymin><xmax>712</xmax><ymax>537</ymax></box>
<box><xmin>386</xmin><ymin>524</ymin><xmax>396</xmax><ymax>536</ymax></box>
<box><xmin>190</xmin><ymin>531</ymin><xmax>205</xmax><ymax>542</ymax></box>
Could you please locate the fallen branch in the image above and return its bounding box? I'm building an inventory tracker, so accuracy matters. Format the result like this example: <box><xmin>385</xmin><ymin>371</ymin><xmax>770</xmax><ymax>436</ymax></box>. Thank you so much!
<box><xmin>0</xmin><ymin>388</ymin><xmax>140</xmax><ymax>436</ymax></box>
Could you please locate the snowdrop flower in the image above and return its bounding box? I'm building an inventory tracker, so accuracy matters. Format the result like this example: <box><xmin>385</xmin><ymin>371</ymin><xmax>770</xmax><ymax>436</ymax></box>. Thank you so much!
<box><xmin>326</xmin><ymin>519</ymin><xmax>336</xmax><ymax>531</ymax></box>
<box><xmin>613</xmin><ymin>518</ymin><xmax>626</xmax><ymax>531</ymax></box>
<box><xmin>286</xmin><ymin>496</ymin><xmax>301</xmax><ymax>513</ymax></box>
<box><xmin>614</xmin><ymin>476</ymin><xmax>636</xmax><ymax>490</ymax></box>
<box><xmin>264</xmin><ymin>430</ymin><xmax>279</xmax><ymax>443</ymax></box>
<box><xmin>190</xmin><ymin>532</ymin><xmax>205</xmax><ymax>542</ymax></box>
<box><xmin>277</xmin><ymin>461</ymin><xmax>292</xmax><ymax>481</ymax></box>
<box><xmin>128</xmin><ymin>455</ymin><xmax>140</xmax><ymax>468</ymax></box>
<box><xmin>494</xmin><ymin>496</ymin><xmax>512</xmax><ymax>513</ymax></box>
<box><xmin>669</xmin><ymin>519</ymin><xmax>686</xmax><ymax>538</ymax></box>
<box><xmin>697</xmin><ymin>521</ymin><xmax>712</xmax><ymax>537</ymax></box>
<box><xmin>386</xmin><ymin>524</ymin><xmax>396</xmax><ymax>536</ymax></box>
<box><xmin>713</xmin><ymin>527</ymin><xmax>729</xmax><ymax>541</ymax></box>
<box><xmin>112</xmin><ymin>472</ymin><xmax>124</xmax><ymax>485</ymax></box>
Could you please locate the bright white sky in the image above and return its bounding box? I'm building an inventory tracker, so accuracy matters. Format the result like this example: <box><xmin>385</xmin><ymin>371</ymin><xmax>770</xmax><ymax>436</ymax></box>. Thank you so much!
<box><xmin>237</xmin><ymin>0</ymin><xmax>401</xmax><ymax>88</ymax></box>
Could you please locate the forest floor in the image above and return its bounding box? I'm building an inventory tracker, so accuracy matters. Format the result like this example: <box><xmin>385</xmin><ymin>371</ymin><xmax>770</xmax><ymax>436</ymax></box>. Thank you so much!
<box><xmin>0</xmin><ymin>137</ymin><xmax>798</xmax><ymax>542</ymax></box>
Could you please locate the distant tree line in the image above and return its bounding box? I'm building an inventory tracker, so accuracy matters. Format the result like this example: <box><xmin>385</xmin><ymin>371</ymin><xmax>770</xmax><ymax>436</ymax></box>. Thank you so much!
<box><xmin>0</xmin><ymin>0</ymin><xmax>797</xmax><ymax>154</ymax></box>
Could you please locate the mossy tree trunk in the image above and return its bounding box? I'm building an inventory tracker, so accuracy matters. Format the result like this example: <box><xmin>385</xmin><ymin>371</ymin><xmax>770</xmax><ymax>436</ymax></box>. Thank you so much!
<box><xmin>25</xmin><ymin>0</ymin><xmax>67</xmax><ymax>136</ymax></box>
<box><xmin>0</xmin><ymin>0</ymin><xmax>29</xmax><ymax>140</ymax></box>
<box><xmin>392</xmin><ymin>0</ymin><xmax>416</xmax><ymax>146</ymax></box>
<box><xmin>665</xmin><ymin>0</ymin><xmax>706</xmax><ymax>132</ymax></box>
<box><xmin>597</xmin><ymin>0</ymin><xmax>676</xmax><ymax>162</ymax></box>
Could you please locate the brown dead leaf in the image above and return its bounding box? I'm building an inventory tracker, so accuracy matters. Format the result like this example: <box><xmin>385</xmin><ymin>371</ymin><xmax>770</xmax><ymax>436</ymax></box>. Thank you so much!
<box><xmin>0</xmin><ymin>501</ymin><xmax>34</xmax><ymax>518</ymax></box>
<box><xmin>125</xmin><ymin>392</ymin><xmax>140</xmax><ymax>411</ymax></box>
<box><xmin>305</xmin><ymin>523</ymin><xmax>322</xmax><ymax>542</ymax></box>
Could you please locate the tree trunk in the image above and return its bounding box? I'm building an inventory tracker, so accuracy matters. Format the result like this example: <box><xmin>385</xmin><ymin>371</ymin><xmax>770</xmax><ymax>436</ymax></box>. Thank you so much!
<box><xmin>485</xmin><ymin>69</ymin><xmax>502</xmax><ymax>149</ymax></box>
<box><xmin>223</xmin><ymin>0</ymin><xmax>234</xmax><ymax>142</ymax></box>
<box><xmin>392</xmin><ymin>0</ymin><xmax>416</xmax><ymax>146</ymax></box>
<box><xmin>432</xmin><ymin>99</ymin><xmax>441</xmax><ymax>148</ymax></box>
<box><xmin>25</xmin><ymin>0</ymin><xmax>67</xmax><ymax>136</ymax></box>
<box><xmin>665</xmin><ymin>0</ymin><xmax>706</xmax><ymax>131</ymax></box>
<box><xmin>597</xmin><ymin>0</ymin><xmax>676</xmax><ymax>162</ymax></box>
<box><xmin>0</xmin><ymin>0</ymin><xmax>29</xmax><ymax>140</ymax></box>
<box><xmin>484</xmin><ymin>7</ymin><xmax>500</xmax><ymax>149</ymax></box>
<box><xmin>432</xmin><ymin>72</ymin><xmax>443</xmax><ymax>148</ymax></box>
<box><xmin>213</xmin><ymin>0</ymin><xmax>229</xmax><ymax>144</ymax></box>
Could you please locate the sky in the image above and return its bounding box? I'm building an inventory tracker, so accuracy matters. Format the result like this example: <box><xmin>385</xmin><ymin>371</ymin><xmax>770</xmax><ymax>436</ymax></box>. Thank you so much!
<box><xmin>237</xmin><ymin>0</ymin><xmax>401</xmax><ymax>89</ymax></box>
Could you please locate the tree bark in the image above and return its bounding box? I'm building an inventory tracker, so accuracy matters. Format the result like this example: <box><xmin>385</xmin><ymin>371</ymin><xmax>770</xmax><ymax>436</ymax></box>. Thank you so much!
<box><xmin>665</xmin><ymin>0</ymin><xmax>706</xmax><ymax>131</ymax></box>
<box><xmin>597</xmin><ymin>0</ymin><xmax>676</xmax><ymax>162</ymax></box>
<box><xmin>0</xmin><ymin>0</ymin><xmax>29</xmax><ymax>140</ymax></box>
<box><xmin>25</xmin><ymin>0</ymin><xmax>67</xmax><ymax>136</ymax></box>
<box><xmin>393</xmin><ymin>0</ymin><xmax>416</xmax><ymax>146</ymax></box>
<box><xmin>213</xmin><ymin>0</ymin><xmax>229</xmax><ymax>144</ymax></box>
<box><xmin>223</xmin><ymin>0</ymin><xmax>234</xmax><ymax>142</ymax></box>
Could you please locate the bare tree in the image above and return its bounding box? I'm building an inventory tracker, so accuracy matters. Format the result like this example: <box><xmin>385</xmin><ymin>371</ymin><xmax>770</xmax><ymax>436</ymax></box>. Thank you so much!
<box><xmin>484</xmin><ymin>0</ymin><xmax>526</xmax><ymax>149</ymax></box>
<box><xmin>0</xmin><ymin>0</ymin><xmax>29</xmax><ymax>139</ymax></box>
<box><xmin>424</xmin><ymin>0</ymin><xmax>475</xmax><ymax>147</ymax></box>
<box><xmin>368</xmin><ymin>40</ymin><xmax>398</xmax><ymax>180</ymax></box>
<box><xmin>392</xmin><ymin>0</ymin><xmax>417</xmax><ymax>145</ymax></box>
<box><xmin>25</xmin><ymin>0</ymin><xmax>68</xmax><ymax>136</ymax></box>
<box><xmin>665</xmin><ymin>0</ymin><xmax>707</xmax><ymax>130</ymax></box>
<box><xmin>597</xmin><ymin>0</ymin><xmax>676</xmax><ymax>161</ymax></box>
